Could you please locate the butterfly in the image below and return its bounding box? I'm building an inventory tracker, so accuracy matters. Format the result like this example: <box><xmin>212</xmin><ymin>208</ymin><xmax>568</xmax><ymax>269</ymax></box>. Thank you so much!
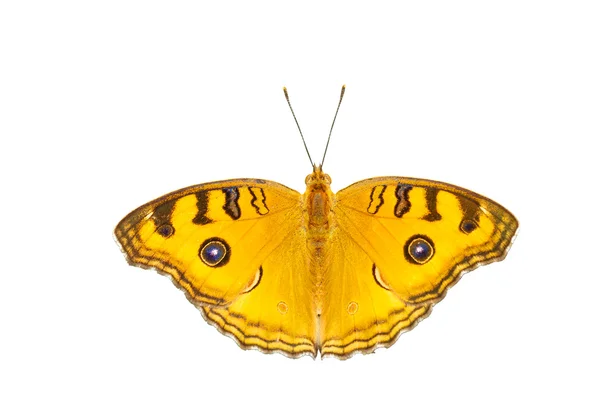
<box><xmin>114</xmin><ymin>86</ymin><xmax>518</xmax><ymax>359</ymax></box>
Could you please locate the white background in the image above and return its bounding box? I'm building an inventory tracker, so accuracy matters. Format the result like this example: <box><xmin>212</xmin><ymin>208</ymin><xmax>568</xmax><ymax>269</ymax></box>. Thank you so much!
<box><xmin>1</xmin><ymin>1</ymin><xmax>599</xmax><ymax>399</ymax></box>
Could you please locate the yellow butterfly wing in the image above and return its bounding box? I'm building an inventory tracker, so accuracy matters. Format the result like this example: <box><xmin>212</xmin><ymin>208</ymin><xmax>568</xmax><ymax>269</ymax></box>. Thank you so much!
<box><xmin>115</xmin><ymin>179</ymin><xmax>317</xmax><ymax>357</ymax></box>
<box><xmin>319</xmin><ymin>177</ymin><xmax>518</xmax><ymax>357</ymax></box>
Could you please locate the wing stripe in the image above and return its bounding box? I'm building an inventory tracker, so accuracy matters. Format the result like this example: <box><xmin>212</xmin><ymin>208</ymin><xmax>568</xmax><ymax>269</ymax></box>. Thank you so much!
<box><xmin>192</xmin><ymin>191</ymin><xmax>213</xmax><ymax>225</ymax></box>
<box><xmin>249</xmin><ymin>187</ymin><xmax>270</xmax><ymax>215</ymax></box>
<box><xmin>222</xmin><ymin>187</ymin><xmax>242</xmax><ymax>220</ymax></box>
<box><xmin>367</xmin><ymin>185</ymin><xmax>386</xmax><ymax>214</ymax></box>
<box><xmin>393</xmin><ymin>184</ymin><xmax>412</xmax><ymax>218</ymax></box>
<box><xmin>423</xmin><ymin>188</ymin><xmax>442</xmax><ymax>221</ymax></box>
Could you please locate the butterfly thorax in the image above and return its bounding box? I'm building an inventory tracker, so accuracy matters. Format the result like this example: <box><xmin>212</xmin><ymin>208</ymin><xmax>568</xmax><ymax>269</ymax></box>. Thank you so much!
<box><xmin>304</xmin><ymin>166</ymin><xmax>334</xmax><ymax>236</ymax></box>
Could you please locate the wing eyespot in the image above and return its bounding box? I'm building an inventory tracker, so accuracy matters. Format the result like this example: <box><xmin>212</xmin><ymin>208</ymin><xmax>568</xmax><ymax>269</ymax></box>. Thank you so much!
<box><xmin>404</xmin><ymin>235</ymin><xmax>435</xmax><ymax>264</ymax></box>
<box><xmin>156</xmin><ymin>224</ymin><xmax>174</xmax><ymax>238</ymax></box>
<box><xmin>199</xmin><ymin>237</ymin><xmax>231</xmax><ymax>267</ymax></box>
<box><xmin>347</xmin><ymin>301</ymin><xmax>359</xmax><ymax>315</ymax></box>
<box><xmin>460</xmin><ymin>219</ymin><xmax>478</xmax><ymax>234</ymax></box>
<box><xmin>277</xmin><ymin>301</ymin><xmax>289</xmax><ymax>314</ymax></box>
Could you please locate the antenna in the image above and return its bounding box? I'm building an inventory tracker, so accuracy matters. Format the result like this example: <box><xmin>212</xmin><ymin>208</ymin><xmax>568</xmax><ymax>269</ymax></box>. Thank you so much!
<box><xmin>283</xmin><ymin>87</ymin><xmax>314</xmax><ymax>167</ymax></box>
<box><xmin>321</xmin><ymin>85</ymin><xmax>346</xmax><ymax>167</ymax></box>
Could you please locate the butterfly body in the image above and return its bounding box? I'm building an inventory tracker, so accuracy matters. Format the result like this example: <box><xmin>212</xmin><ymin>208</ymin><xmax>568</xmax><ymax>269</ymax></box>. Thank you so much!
<box><xmin>116</xmin><ymin>165</ymin><xmax>517</xmax><ymax>359</ymax></box>
<box><xmin>304</xmin><ymin>167</ymin><xmax>334</xmax><ymax>315</ymax></box>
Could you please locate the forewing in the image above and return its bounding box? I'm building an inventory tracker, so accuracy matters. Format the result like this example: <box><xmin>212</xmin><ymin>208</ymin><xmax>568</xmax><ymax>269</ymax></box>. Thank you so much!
<box><xmin>335</xmin><ymin>177</ymin><xmax>518</xmax><ymax>305</ymax></box>
<box><xmin>115</xmin><ymin>179</ymin><xmax>301</xmax><ymax>306</ymax></box>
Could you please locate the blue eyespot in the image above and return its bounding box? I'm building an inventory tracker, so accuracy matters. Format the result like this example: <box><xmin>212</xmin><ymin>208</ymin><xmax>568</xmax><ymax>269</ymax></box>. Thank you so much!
<box><xmin>205</xmin><ymin>244</ymin><xmax>223</xmax><ymax>261</ymax></box>
<box><xmin>460</xmin><ymin>219</ymin><xmax>478</xmax><ymax>234</ymax></box>
<box><xmin>199</xmin><ymin>238</ymin><xmax>230</xmax><ymax>267</ymax></box>
<box><xmin>405</xmin><ymin>235</ymin><xmax>435</xmax><ymax>264</ymax></box>
<box><xmin>411</xmin><ymin>241</ymin><xmax>431</xmax><ymax>259</ymax></box>
<box><xmin>156</xmin><ymin>224</ymin><xmax>174</xmax><ymax>237</ymax></box>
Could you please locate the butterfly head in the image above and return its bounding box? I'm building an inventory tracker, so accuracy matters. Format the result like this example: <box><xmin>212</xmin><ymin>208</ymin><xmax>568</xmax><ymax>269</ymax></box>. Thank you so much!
<box><xmin>306</xmin><ymin>164</ymin><xmax>332</xmax><ymax>189</ymax></box>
